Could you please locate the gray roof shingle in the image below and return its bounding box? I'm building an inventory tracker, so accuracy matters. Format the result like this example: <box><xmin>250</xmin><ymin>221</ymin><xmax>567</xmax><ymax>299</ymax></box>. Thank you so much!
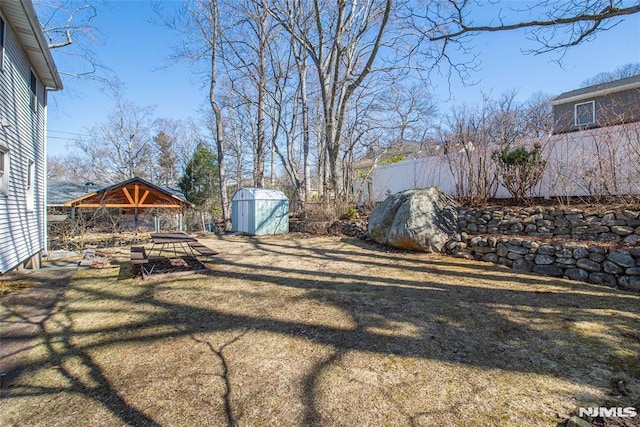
<box><xmin>553</xmin><ymin>75</ymin><xmax>640</xmax><ymax>105</ymax></box>
<box><xmin>48</xmin><ymin>182</ymin><xmax>103</xmax><ymax>206</ymax></box>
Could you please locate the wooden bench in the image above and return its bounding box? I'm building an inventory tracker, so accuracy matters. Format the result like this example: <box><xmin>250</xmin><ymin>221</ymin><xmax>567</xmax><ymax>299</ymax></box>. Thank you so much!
<box><xmin>131</xmin><ymin>246</ymin><xmax>154</xmax><ymax>278</ymax></box>
<box><xmin>188</xmin><ymin>241</ymin><xmax>219</xmax><ymax>259</ymax></box>
<box><xmin>130</xmin><ymin>246</ymin><xmax>149</xmax><ymax>264</ymax></box>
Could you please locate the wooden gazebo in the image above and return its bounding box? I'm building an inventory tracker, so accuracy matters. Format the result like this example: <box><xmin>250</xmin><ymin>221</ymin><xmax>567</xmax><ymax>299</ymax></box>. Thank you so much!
<box><xmin>63</xmin><ymin>177</ymin><xmax>193</xmax><ymax>229</ymax></box>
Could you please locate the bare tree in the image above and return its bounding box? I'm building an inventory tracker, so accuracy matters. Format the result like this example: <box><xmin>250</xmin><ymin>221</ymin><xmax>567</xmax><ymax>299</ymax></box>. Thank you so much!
<box><xmin>47</xmin><ymin>154</ymin><xmax>92</xmax><ymax>182</ymax></box>
<box><xmin>424</xmin><ymin>1</ymin><xmax>640</xmax><ymax>55</ymax></box>
<box><xmin>262</xmin><ymin>37</ymin><xmax>306</xmax><ymax>202</ymax></box>
<box><xmin>440</xmin><ymin>91</ymin><xmax>554</xmax><ymax>204</ymax></box>
<box><xmin>36</xmin><ymin>0</ymin><xmax>96</xmax><ymax>49</ymax></box>
<box><xmin>47</xmin><ymin>155</ymin><xmax>69</xmax><ymax>180</ymax></box>
<box><xmin>581</xmin><ymin>62</ymin><xmax>640</xmax><ymax>87</ymax></box>
<box><xmin>267</xmin><ymin>0</ymin><xmax>394</xmax><ymax>198</ymax></box>
<box><xmin>377</xmin><ymin>81</ymin><xmax>437</xmax><ymax>144</ymax></box>
<box><xmin>522</xmin><ymin>92</ymin><xmax>554</xmax><ymax>138</ymax></box>
<box><xmin>220</xmin><ymin>0</ymin><xmax>280</xmax><ymax>188</ymax></box>
<box><xmin>441</xmin><ymin>102</ymin><xmax>498</xmax><ymax>204</ymax></box>
<box><xmin>73</xmin><ymin>97</ymin><xmax>156</xmax><ymax>182</ymax></box>
<box><xmin>34</xmin><ymin>0</ymin><xmax>116</xmax><ymax>83</ymax></box>
<box><xmin>153</xmin><ymin>130</ymin><xmax>178</xmax><ymax>187</ymax></box>
<box><xmin>154</xmin><ymin>0</ymin><xmax>233</xmax><ymax>228</ymax></box>
<box><xmin>486</xmin><ymin>90</ymin><xmax>524</xmax><ymax>147</ymax></box>
<box><xmin>175</xmin><ymin>0</ymin><xmax>232</xmax><ymax>229</ymax></box>
<box><xmin>152</xmin><ymin>118</ymin><xmax>203</xmax><ymax>178</ymax></box>
<box><xmin>151</xmin><ymin>0</ymin><xmax>640</xmax><ymax>211</ymax></box>
<box><xmin>220</xmin><ymin>90</ymin><xmax>252</xmax><ymax>189</ymax></box>
<box><xmin>294</xmin><ymin>36</ymin><xmax>312</xmax><ymax>203</ymax></box>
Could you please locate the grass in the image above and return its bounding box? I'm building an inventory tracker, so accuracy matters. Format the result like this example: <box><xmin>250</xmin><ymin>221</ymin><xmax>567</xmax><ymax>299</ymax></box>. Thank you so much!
<box><xmin>0</xmin><ymin>280</ymin><xmax>35</xmax><ymax>297</ymax></box>
<box><xmin>1</xmin><ymin>234</ymin><xmax>639</xmax><ymax>426</ymax></box>
<box><xmin>0</xmin><ymin>264</ymin><xmax>78</xmax><ymax>296</ymax></box>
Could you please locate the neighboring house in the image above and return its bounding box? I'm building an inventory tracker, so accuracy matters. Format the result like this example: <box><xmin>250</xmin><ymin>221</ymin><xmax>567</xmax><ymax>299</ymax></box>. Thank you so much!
<box><xmin>0</xmin><ymin>1</ymin><xmax>63</xmax><ymax>273</ymax></box>
<box><xmin>552</xmin><ymin>75</ymin><xmax>640</xmax><ymax>134</ymax></box>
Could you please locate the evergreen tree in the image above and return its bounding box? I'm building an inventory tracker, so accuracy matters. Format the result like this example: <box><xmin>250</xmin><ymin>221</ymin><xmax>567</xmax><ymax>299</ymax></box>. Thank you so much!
<box><xmin>179</xmin><ymin>144</ymin><xmax>221</xmax><ymax>214</ymax></box>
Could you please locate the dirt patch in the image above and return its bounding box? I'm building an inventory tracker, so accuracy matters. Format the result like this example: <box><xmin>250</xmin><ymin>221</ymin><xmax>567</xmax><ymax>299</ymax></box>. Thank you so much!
<box><xmin>138</xmin><ymin>256</ymin><xmax>210</xmax><ymax>279</ymax></box>
<box><xmin>0</xmin><ymin>234</ymin><xmax>638</xmax><ymax>426</ymax></box>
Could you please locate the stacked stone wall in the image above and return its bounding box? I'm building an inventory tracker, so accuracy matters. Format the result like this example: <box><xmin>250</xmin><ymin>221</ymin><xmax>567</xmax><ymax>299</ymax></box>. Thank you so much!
<box><xmin>458</xmin><ymin>206</ymin><xmax>640</xmax><ymax>244</ymax></box>
<box><xmin>448</xmin><ymin>206</ymin><xmax>640</xmax><ymax>292</ymax></box>
<box><xmin>446</xmin><ymin>235</ymin><xmax>640</xmax><ymax>292</ymax></box>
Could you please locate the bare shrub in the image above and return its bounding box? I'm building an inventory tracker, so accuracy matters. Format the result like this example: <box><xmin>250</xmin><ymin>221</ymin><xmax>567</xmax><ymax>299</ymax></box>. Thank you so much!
<box><xmin>545</xmin><ymin>120</ymin><xmax>640</xmax><ymax>206</ymax></box>
<box><xmin>441</xmin><ymin>92</ymin><xmax>546</xmax><ymax>205</ymax></box>
<box><xmin>301</xmin><ymin>200</ymin><xmax>361</xmax><ymax>236</ymax></box>
<box><xmin>442</xmin><ymin>106</ymin><xmax>498</xmax><ymax>205</ymax></box>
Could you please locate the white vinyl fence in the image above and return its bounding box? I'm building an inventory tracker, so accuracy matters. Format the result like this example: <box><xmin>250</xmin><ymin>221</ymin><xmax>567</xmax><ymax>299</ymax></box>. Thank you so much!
<box><xmin>366</xmin><ymin>123</ymin><xmax>640</xmax><ymax>202</ymax></box>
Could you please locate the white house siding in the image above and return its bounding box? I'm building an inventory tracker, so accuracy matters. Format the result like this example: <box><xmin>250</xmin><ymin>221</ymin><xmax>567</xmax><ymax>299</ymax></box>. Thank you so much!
<box><xmin>0</xmin><ymin>10</ymin><xmax>48</xmax><ymax>273</ymax></box>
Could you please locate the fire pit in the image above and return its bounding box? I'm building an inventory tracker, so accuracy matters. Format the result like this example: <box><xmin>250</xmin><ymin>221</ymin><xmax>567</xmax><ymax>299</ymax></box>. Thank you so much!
<box><xmin>140</xmin><ymin>256</ymin><xmax>209</xmax><ymax>279</ymax></box>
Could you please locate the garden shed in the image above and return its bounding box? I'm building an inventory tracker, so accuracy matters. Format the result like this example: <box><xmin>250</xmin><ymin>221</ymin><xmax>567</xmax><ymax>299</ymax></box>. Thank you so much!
<box><xmin>232</xmin><ymin>188</ymin><xmax>289</xmax><ymax>235</ymax></box>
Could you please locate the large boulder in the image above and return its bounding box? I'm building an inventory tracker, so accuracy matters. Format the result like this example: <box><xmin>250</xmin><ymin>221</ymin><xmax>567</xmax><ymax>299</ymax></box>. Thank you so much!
<box><xmin>368</xmin><ymin>187</ymin><xmax>459</xmax><ymax>252</ymax></box>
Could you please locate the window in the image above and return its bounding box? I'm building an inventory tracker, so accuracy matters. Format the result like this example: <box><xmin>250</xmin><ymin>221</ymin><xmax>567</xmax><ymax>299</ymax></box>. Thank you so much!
<box><xmin>26</xmin><ymin>159</ymin><xmax>34</xmax><ymax>210</ymax></box>
<box><xmin>0</xmin><ymin>15</ymin><xmax>5</xmax><ymax>71</ymax></box>
<box><xmin>0</xmin><ymin>146</ymin><xmax>8</xmax><ymax>195</ymax></box>
<box><xmin>30</xmin><ymin>71</ymin><xmax>37</xmax><ymax>111</ymax></box>
<box><xmin>575</xmin><ymin>101</ymin><xmax>595</xmax><ymax>127</ymax></box>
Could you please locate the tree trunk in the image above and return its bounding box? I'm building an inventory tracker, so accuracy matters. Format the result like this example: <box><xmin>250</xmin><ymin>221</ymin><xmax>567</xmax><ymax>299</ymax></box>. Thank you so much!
<box><xmin>208</xmin><ymin>0</ymin><xmax>231</xmax><ymax>231</ymax></box>
<box><xmin>254</xmin><ymin>12</ymin><xmax>267</xmax><ymax>188</ymax></box>
<box><xmin>300</xmin><ymin>64</ymin><xmax>311</xmax><ymax>202</ymax></box>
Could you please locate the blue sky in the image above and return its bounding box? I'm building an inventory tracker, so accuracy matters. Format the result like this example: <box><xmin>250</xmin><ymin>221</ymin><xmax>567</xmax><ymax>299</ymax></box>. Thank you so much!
<box><xmin>45</xmin><ymin>1</ymin><xmax>640</xmax><ymax>157</ymax></box>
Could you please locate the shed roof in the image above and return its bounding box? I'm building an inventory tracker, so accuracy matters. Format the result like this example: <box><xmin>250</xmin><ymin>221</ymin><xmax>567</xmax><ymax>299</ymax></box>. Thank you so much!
<box><xmin>232</xmin><ymin>188</ymin><xmax>288</xmax><ymax>201</ymax></box>
<box><xmin>552</xmin><ymin>75</ymin><xmax>640</xmax><ymax>106</ymax></box>
<box><xmin>1</xmin><ymin>0</ymin><xmax>63</xmax><ymax>90</ymax></box>
<box><xmin>61</xmin><ymin>177</ymin><xmax>192</xmax><ymax>209</ymax></box>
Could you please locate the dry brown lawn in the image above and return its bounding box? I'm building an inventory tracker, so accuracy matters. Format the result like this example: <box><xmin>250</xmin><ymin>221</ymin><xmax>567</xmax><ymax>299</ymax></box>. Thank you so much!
<box><xmin>1</xmin><ymin>234</ymin><xmax>639</xmax><ymax>426</ymax></box>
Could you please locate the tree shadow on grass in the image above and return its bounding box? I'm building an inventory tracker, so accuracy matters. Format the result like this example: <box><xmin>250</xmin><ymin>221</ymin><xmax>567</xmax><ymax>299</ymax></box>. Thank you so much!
<box><xmin>2</xmin><ymin>236</ymin><xmax>640</xmax><ymax>425</ymax></box>
<box><xmin>1</xmin><ymin>269</ymin><xmax>76</xmax><ymax>393</ymax></box>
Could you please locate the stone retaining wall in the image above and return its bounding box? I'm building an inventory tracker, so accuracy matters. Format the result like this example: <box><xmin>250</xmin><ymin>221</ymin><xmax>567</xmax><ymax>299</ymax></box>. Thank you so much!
<box><xmin>446</xmin><ymin>234</ymin><xmax>640</xmax><ymax>292</ymax></box>
<box><xmin>459</xmin><ymin>206</ymin><xmax>640</xmax><ymax>244</ymax></box>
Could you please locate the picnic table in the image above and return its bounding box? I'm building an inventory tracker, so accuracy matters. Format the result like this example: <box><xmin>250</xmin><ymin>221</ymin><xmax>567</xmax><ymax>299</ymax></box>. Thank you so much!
<box><xmin>150</xmin><ymin>232</ymin><xmax>197</xmax><ymax>258</ymax></box>
<box><xmin>130</xmin><ymin>232</ymin><xmax>218</xmax><ymax>279</ymax></box>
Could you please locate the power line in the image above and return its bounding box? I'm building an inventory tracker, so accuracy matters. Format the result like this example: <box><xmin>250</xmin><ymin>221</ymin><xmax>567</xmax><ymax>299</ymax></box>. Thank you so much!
<box><xmin>47</xmin><ymin>129</ymin><xmax>92</xmax><ymax>137</ymax></box>
<box><xmin>47</xmin><ymin>136</ymin><xmax>91</xmax><ymax>142</ymax></box>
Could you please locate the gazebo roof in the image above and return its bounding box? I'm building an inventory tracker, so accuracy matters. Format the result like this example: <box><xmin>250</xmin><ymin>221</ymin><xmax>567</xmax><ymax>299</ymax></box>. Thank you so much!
<box><xmin>48</xmin><ymin>182</ymin><xmax>103</xmax><ymax>207</ymax></box>
<box><xmin>62</xmin><ymin>177</ymin><xmax>193</xmax><ymax>209</ymax></box>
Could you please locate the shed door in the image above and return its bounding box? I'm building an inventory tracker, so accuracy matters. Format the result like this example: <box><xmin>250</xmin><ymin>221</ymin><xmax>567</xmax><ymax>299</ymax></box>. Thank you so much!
<box><xmin>238</xmin><ymin>200</ymin><xmax>249</xmax><ymax>232</ymax></box>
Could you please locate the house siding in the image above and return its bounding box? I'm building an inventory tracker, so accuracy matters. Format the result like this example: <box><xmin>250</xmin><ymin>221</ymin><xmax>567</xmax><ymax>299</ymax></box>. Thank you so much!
<box><xmin>553</xmin><ymin>89</ymin><xmax>640</xmax><ymax>134</ymax></box>
<box><xmin>0</xmin><ymin>10</ymin><xmax>47</xmax><ymax>273</ymax></box>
